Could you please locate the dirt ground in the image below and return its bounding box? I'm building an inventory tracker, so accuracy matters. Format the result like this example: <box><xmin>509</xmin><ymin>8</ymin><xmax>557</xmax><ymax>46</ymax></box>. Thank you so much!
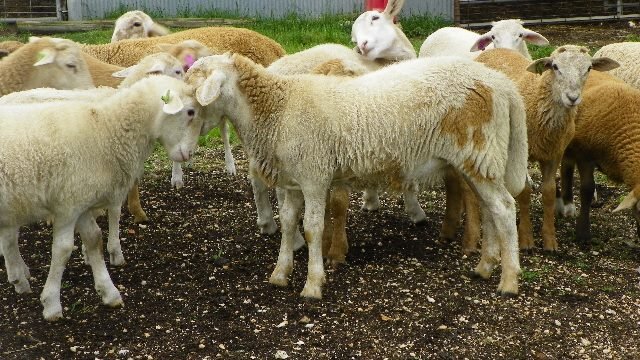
<box><xmin>1</xmin><ymin>22</ymin><xmax>640</xmax><ymax>359</ymax></box>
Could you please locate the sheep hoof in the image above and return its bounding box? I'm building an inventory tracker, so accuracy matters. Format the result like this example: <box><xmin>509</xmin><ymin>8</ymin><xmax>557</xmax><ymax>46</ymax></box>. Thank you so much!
<box><xmin>300</xmin><ymin>283</ymin><xmax>322</xmax><ymax>299</ymax></box>
<box><xmin>325</xmin><ymin>256</ymin><xmax>346</xmax><ymax>268</ymax></box>
<box><xmin>42</xmin><ymin>305</ymin><xmax>63</xmax><ymax>322</ymax></box>
<box><xmin>469</xmin><ymin>270</ymin><xmax>490</xmax><ymax>280</ymax></box>
<box><xmin>462</xmin><ymin>247</ymin><xmax>479</xmax><ymax>257</ymax></box>
<box><xmin>498</xmin><ymin>290</ymin><xmax>519</xmax><ymax>298</ymax></box>
<box><xmin>413</xmin><ymin>218</ymin><xmax>428</xmax><ymax>227</ymax></box>
<box><xmin>361</xmin><ymin>200</ymin><xmax>381</xmax><ymax>211</ymax></box>
<box><xmin>269</xmin><ymin>272</ymin><xmax>289</xmax><ymax>287</ymax></box>
<box><xmin>109</xmin><ymin>252</ymin><xmax>126</xmax><ymax>267</ymax></box>
<box><xmin>103</xmin><ymin>292</ymin><xmax>124</xmax><ymax>308</ymax></box>
<box><xmin>14</xmin><ymin>280</ymin><xmax>32</xmax><ymax>294</ymax></box>
<box><xmin>259</xmin><ymin>221</ymin><xmax>278</xmax><ymax>235</ymax></box>
<box><xmin>133</xmin><ymin>213</ymin><xmax>149</xmax><ymax>224</ymax></box>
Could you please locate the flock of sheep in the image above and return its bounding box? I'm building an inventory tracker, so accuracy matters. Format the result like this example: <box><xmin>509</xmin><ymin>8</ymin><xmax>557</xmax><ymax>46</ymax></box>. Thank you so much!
<box><xmin>0</xmin><ymin>0</ymin><xmax>638</xmax><ymax>322</ymax></box>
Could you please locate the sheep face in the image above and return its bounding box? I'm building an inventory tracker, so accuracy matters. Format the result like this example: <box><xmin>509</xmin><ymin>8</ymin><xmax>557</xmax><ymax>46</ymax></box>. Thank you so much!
<box><xmin>158</xmin><ymin>40</ymin><xmax>214</xmax><ymax>72</ymax></box>
<box><xmin>351</xmin><ymin>0</ymin><xmax>415</xmax><ymax>60</ymax></box>
<box><xmin>111</xmin><ymin>10</ymin><xmax>169</xmax><ymax>43</ymax></box>
<box><xmin>28</xmin><ymin>38</ymin><xmax>94</xmax><ymax>91</ymax></box>
<box><xmin>526</xmin><ymin>45</ymin><xmax>619</xmax><ymax>108</ymax></box>
<box><xmin>471</xmin><ymin>19</ymin><xmax>549</xmax><ymax>52</ymax></box>
<box><xmin>113</xmin><ymin>52</ymin><xmax>185</xmax><ymax>80</ymax></box>
<box><xmin>154</xmin><ymin>81</ymin><xmax>204</xmax><ymax>163</ymax></box>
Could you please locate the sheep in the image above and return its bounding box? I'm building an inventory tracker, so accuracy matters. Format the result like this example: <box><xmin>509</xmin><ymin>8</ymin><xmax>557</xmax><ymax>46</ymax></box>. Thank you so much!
<box><xmin>0</xmin><ymin>75</ymin><xmax>204</xmax><ymax>321</ymax></box>
<box><xmin>111</xmin><ymin>10</ymin><xmax>169</xmax><ymax>43</ymax></box>
<box><xmin>81</xmin><ymin>27</ymin><xmax>286</xmax><ymax>68</ymax></box>
<box><xmin>593</xmin><ymin>42</ymin><xmax>640</xmax><ymax>90</ymax></box>
<box><xmin>0</xmin><ymin>40</ymin><xmax>24</xmax><ymax>55</ymax></box>
<box><xmin>0</xmin><ymin>76</ymin><xmax>202</xmax><ymax>321</ymax></box>
<box><xmin>0</xmin><ymin>37</ymin><xmax>94</xmax><ymax>96</ymax></box>
<box><xmin>350</xmin><ymin>0</ymin><xmax>417</xmax><ymax>61</ymax></box>
<box><xmin>186</xmin><ymin>53</ymin><xmax>529</xmax><ymax>299</ymax></box>
<box><xmin>556</xmin><ymin>70</ymin><xmax>640</xmax><ymax>246</ymax></box>
<box><xmin>446</xmin><ymin>46</ymin><xmax>619</xmax><ymax>253</ymax></box>
<box><xmin>419</xmin><ymin>19</ymin><xmax>549</xmax><ymax>60</ymax></box>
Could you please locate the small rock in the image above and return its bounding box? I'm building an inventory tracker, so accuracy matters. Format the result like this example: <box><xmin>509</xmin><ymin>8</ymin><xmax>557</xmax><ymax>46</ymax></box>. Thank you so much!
<box><xmin>274</xmin><ymin>350</ymin><xmax>289</xmax><ymax>359</ymax></box>
<box><xmin>70</xmin><ymin>346</ymin><xmax>78</xmax><ymax>353</ymax></box>
<box><xmin>141</xmin><ymin>280</ymin><xmax>147</xmax><ymax>286</ymax></box>
<box><xmin>554</xmin><ymin>320</ymin><xmax>561</xmax><ymax>326</ymax></box>
<box><xmin>199</xmin><ymin>344</ymin><xmax>205</xmax><ymax>349</ymax></box>
<box><xmin>437</xmin><ymin>325</ymin><xmax>447</xmax><ymax>330</ymax></box>
<box><xmin>581</xmin><ymin>338</ymin><xmax>591</xmax><ymax>346</ymax></box>
<box><xmin>305</xmin><ymin>323</ymin><xmax>314</xmax><ymax>328</ymax></box>
<box><xmin>427</xmin><ymin>296</ymin><xmax>435</xmax><ymax>303</ymax></box>
<box><xmin>299</xmin><ymin>316</ymin><xmax>311</xmax><ymax>323</ymax></box>
<box><xmin>276</xmin><ymin>320</ymin><xmax>288</xmax><ymax>328</ymax></box>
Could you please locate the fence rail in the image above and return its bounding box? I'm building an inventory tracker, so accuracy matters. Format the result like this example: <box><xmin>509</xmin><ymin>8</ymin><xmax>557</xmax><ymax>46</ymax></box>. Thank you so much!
<box><xmin>1</xmin><ymin>0</ymin><xmax>57</xmax><ymax>18</ymax></box>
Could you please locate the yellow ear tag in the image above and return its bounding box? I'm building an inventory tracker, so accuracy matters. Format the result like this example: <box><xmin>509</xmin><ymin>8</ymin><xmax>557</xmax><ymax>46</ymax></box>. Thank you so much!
<box><xmin>37</xmin><ymin>51</ymin><xmax>46</xmax><ymax>61</ymax></box>
<box><xmin>161</xmin><ymin>90</ymin><xmax>171</xmax><ymax>104</ymax></box>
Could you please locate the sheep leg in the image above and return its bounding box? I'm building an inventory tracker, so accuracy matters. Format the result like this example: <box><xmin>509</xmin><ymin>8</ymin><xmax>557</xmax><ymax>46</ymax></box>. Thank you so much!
<box><xmin>361</xmin><ymin>188</ymin><xmax>381</xmax><ymax>211</ymax></box>
<box><xmin>440</xmin><ymin>168</ymin><xmax>464</xmax><ymax>242</ymax></box>
<box><xmin>276</xmin><ymin>186</ymin><xmax>305</xmax><ymax>251</ymax></box>
<box><xmin>250</xmin><ymin>173</ymin><xmax>278</xmax><ymax>235</ymax></box>
<box><xmin>76</xmin><ymin>212</ymin><xmax>122</xmax><ymax>308</ymax></box>
<box><xmin>473</xmin><ymin>181</ymin><xmax>520</xmax><ymax>295</ymax></box>
<box><xmin>540</xmin><ymin>159</ymin><xmax>561</xmax><ymax>251</ymax></box>
<box><xmin>403</xmin><ymin>187</ymin><xmax>427</xmax><ymax>224</ymax></box>
<box><xmin>269</xmin><ymin>189</ymin><xmax>303</xmax><ymax>287</ymax></box>
<box><xmin>322</xmin><ymin>190</ymin><xmax>334</xmax><ymax>257</ymax></box>
<box><xmin>461</xmin><ymin>178</ymin><xmax>482</xmax><ymax>256</ymax></box>
<box><xmin>575</xmin><ymin>160</ymin><xmax>596</xmax><ymax>246</ymax></box>
<box><xmin>326</xmin><ymin>185</ymin><xmax>350</xmax><ymax>267</ymax></box>
<box><xmin>41</xmin><ymin>218</ymin><xmax>76</xmax><ymax>321</ymax></box>
<box><xmin>127</xmin><ymin>179</ymin><xmax>148</xmax><ymax>223</ymax></box>
<box><xmin>300</xmin><ymin>187</ymin><xmax>328</xmax><ymax>299</ymax></box>
<box><xmin>221</xmin><ymin>119</ymin><xmax>237</xmax><ymax>175</ymax></box>
<box><xmin>171</xmin><ymin>162</ymin><xmax>184</xmax><ymax>189</ymax></box>
<box><xmin>516</xmin><ymin>181</ymin><xmax>534</xmax><ymax>250</ymax></box>
<box><xmin>107</xmin><ymin>205</ymin><xmax>125</xmax><ymax>266</ymax></box>
<box><xmin>556</xmin><ymin>156</ymin><xmax>576</xmax><ymax>218</ymax></box>
<box><xmin>0</xmin><ymin>227</ymin><xmax>31</xmax><ymax>294</ymax></box>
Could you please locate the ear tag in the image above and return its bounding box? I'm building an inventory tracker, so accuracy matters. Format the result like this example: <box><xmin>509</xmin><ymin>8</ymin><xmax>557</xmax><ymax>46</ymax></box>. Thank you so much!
<box><xmin>161</xmin><ymin>90</ymin><xmax>171</xmax><ymax>104</ymax></box>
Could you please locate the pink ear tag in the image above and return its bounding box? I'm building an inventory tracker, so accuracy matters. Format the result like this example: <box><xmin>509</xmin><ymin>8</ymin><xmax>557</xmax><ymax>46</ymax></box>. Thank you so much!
<box><xmin>184</xmin><ymin>54</ymin><xmax>196</xmax><ymax>71</ymax></box>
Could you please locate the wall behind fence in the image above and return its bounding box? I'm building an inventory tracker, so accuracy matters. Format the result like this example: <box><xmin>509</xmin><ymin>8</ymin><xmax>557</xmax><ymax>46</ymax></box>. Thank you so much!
<box><xmin>67</xmin><ymin>0</ymin><xmax>454</xmax><ymax>21</ymax></box>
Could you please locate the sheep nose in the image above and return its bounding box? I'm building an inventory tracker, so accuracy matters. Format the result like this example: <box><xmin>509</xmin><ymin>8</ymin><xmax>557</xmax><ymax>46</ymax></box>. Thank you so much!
<box><xmin>359</xmin><ymin>41</ymin><xmax>369</xmax><ymax>55</ymax></box>
<box><xmin>567</xmin><ymin>94</ymin><xmax>581</xmax><ymax>105</ymax></box>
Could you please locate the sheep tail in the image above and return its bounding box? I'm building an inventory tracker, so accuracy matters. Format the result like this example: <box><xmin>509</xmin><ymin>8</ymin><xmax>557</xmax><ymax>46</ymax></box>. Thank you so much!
<box><xmin>503</xmin><ymin>92</ymin><xmax>529</xmax><ymax>196</ymax></box>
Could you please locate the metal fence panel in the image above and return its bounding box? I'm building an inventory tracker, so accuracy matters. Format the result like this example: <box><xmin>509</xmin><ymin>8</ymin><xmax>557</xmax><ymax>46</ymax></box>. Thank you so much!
<box><xmin>68</xmin><ymin>0</ymin><xmax>454</xmax><ymax>20</ymax></box>
<box><xmin>2</xmin><ymin>0</ymin><xmax>57</xmax><ymax>18</ymax></box>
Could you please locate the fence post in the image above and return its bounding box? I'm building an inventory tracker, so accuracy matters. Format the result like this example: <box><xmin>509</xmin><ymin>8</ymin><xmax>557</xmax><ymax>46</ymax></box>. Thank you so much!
<box><xmin>56</xmin><ymin>0</ymin><xmax>69</xmax><ymax>20</ymax></box>
<box><xmin>454</xmin><ymin>0</ymin><xmax>460</xmax><ymax>25</ymax></box>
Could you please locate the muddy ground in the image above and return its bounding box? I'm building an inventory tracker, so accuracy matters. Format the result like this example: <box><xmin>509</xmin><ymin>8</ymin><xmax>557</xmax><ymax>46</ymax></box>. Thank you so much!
<box><xmin>1</xmin><ymin>22</ymin><xmax>640</xmax><ymax>360</ymax></box>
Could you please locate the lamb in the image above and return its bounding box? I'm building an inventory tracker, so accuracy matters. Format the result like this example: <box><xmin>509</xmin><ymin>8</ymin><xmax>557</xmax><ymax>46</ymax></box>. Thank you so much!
<box><xmin>0</xmin><ymin>75</ymin><xmax>204</xmax><ymax>321</ymax></box>
<box><xmin>350</xmin><ymin>0</ymin><xmax>418</xmax><ymax>61</ymax></box>
<box><xmin>446</xmin><ymin>46</ymin><xmax>619</xmax><ymax>253</ymax></box>
<box><xmin>593</xmin><ymin>42</ymin><xmax>640</xmax><ymax>90</ymax></box>
<box><xmin>0</xmin><ymin>37</ymin><xmax>94</xmax><ymax>95</ymax></box>
<box><xmin>419</xmin><ymin>19</ymin><xmax>549</xmax><ymax>60</ymax></box>
<box><xmin>81</xmin><ymin>27</ymin><xmax>286</xmax><ymax>68</ymax></box>
<box><xmin>111</xmin><ymin>10</ymin><xmax>169</xmax><ymax>42</ymax></box>
<box><xmin>186</xmin><ymin>53</ymin><xmax>529</xmax><ymax>299</ymax></box>
<box><xmin>556</xmin><ymin>70</ymin><xmax>640</xmax><ymax>245</ymax></box>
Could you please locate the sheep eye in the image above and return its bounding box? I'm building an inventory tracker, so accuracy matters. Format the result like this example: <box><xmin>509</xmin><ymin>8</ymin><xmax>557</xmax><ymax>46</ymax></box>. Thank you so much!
<box><xmin>519</xmin><ymin>33</ymin><xmax>523</xmax><ymax>38</ymax></box>
<box><xmin>66</xmin><ymin>63</ymin><xmax>76</xmax><ymax>69</ymax></box>
<box><xmin>133</xmin><ymin>22</ymin><xmax>142</xmax><ymax>27</ymax></box>
<box><xmin>491</xmin><ymin>35</ymin><xmax>495</xmax><ymax>40</ymax></box>
<box><xmin>587</xmin><ymin>66</ymin><xmax>592</xmax><ymax>72</ymax></box>
<box><xmin>372</xmin><ymin>15</ymin><xmax>380</xmax><ymax>21</ymax></box>
<box><xmin>552</xmin><ymin>64</ymin><xmax>559</xmax><ymax>71</ymax></box>
<box><xmin>175</xmin><ymin>70</ymin><xmax>182</xmax><ymax>75</ymax></box>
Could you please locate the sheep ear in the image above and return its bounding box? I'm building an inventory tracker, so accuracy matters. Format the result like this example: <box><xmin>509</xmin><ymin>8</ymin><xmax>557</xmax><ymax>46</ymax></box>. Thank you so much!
<box><xmin>146</xmin><ymin>61</ymin><xmax>166</xmax><ymax>75</ymax></box>
<box><xmin>161</xmin><ymin>90</ymin><xmax>184</xmax><ymax>114</ymax></box>
<box><xmin>196</xmin><ymin>71</ymin><xmax>225</xmax><ymax>106</ymax></box>
<box><xmin>471</xmin><ymin>34</ymin><xmax>493</xmax><ymax>52</ymax></box>
<box><xmin>383</xmin><ymin>0</ymin><xmax>404</xmax><ymax>17</ymax></box>
<box><xmin>112</xmin><ymin>65</ymin><xmax>136</xmax><ymax>78</ymax></box>
<box><xmin>613</xmin><ymin>191</ymin><xmax>639</xmax><ymax>213</ymax></box>
<box><xmin>522</xmin><ymin>29</ymin><xmax>549</xmax><ymax>45</ymax></box>
<box><xmin>147</xmin><ymin>23</ymin><xmax>169</xmax><ymax>37</ymax></box>
<box><xmin>156</xmin><ymin>43</ymin><xmax>173</xmax><ymax>52</ymax></box>
<box><xmin>591</xmin><ymin>57</ymin><xmax>620</xmax><ymax>72</ymax></box>
<box><xmin>33</xmin><ymin>49</ymin><xmax>56</xmax><ymax>66</ymax></box>
<box><xmin>526</xmin><ymin>57</ymin><xmax>552</xmax><ymax>74</ymax></box>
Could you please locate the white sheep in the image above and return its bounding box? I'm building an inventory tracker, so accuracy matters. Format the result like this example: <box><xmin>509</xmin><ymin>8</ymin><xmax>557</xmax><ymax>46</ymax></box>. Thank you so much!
<box><xmin>0</xmin><ymin>75</ymin><xmax>204</xmax><ymax>321</ymax></box>
<box><xmin>350</xmin><ymin>0</ymin><xmax>417</xmax><ymax>61</ymax></box>
<box><xmin>593</xmin><ymin>42</ymin><xmax>640</xmax><ymax>90</ymax></box>
<box><xmin>446</xmin><ymin>46</ymin><xmax>619</xmax><ymax>253</ymax></box>
<box><xmin>187</xmin><ymin>53</ymin><xmax>528</xmax><ymax>299</ymax></box>
<box><xmin>0</xmin><ymin>52</ymin><xmax>190</xmax><ymax>265</ymax></box>
<box><xmin>419</xmin><ymin>20</ymin><xmax>549</xmax><ymax>60</ymax></box>
<box><xmin>0</xmin><ymin>37</ymin><xmax>94</xmax><ymax>95</ymax></box>
<box><xmin>111</xmin><ymin>10</ymin><xmax>170</xmax><ymax>43</ymax></box>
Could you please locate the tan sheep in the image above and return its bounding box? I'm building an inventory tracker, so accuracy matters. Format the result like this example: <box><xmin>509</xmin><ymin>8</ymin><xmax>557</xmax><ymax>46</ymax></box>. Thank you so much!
<box><xmin>557</xmin><ymin>70</ymin><xmax>640</xmax><ymax>245</ymax></box>
<box><xmin>447</xmin><ymin>46</ymin><xmax>619</xmax><ymax>253</ymax></box>
<box><xmin>81</xmin><ymin>27</ymin><xmax>286</xmax><ymax>67</ymax></box>
<box><xmin>0</xmin><ymin>37</ymin><xmax>94</xmax><ymax>95</ymax></box>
